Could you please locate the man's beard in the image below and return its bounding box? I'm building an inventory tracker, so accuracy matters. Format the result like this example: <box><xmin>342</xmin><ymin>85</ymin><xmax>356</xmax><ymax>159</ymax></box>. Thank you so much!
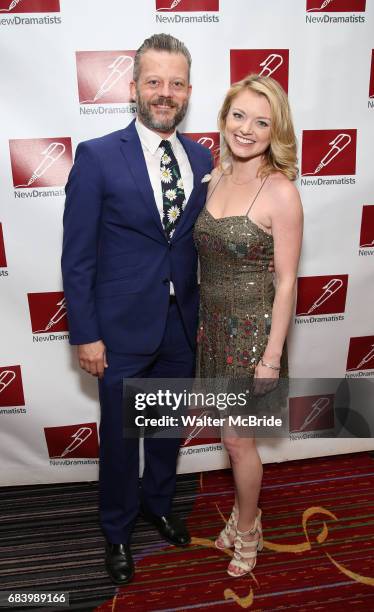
<box><xmin>136</xmin><ymin>92</ymin><xmax>189</xmax><ymax>133</ymax></box>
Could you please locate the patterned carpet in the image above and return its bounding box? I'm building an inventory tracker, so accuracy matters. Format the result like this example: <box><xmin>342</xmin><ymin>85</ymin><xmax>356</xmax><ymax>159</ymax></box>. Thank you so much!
<box><xmin>0</xmin><ymin>452</ymin><xmax>373</xmax><ymax>611</ymax></box>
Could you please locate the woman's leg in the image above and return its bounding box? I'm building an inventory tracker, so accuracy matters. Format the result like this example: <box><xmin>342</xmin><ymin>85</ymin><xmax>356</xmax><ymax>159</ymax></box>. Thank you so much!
<box><xmin>223</xmin><ymin>432</ymin><xmax>263</xmax><ymax>576</ymax></box>
<box><xmin>224</xmin><ymin>435</ymin><xmax>262</xmax><ymax>530</ymax></box>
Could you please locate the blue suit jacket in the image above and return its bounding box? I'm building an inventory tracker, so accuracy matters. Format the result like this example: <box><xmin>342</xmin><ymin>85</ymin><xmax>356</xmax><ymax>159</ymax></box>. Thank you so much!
<box><xmin>61</xmin><ymin>119</ymin><xmax>213</xmax><ymax>354</ymax></box>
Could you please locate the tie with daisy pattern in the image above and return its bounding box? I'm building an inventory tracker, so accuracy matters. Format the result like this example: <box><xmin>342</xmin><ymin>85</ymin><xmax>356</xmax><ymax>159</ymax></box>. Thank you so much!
<box><xmin>159</xmin><ymin>140</ymin><xmax>186</xmax><ymax>239</ymax></box>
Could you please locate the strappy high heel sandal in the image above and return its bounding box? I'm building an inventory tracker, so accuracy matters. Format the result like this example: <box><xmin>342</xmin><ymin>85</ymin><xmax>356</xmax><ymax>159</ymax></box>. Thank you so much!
<box><xmin>215</xmin><ymin>505</ymin><xmax>238</xmax><ymax>550</ymax></box>
<box><xmin>227</xmin><ymin>508</ymin><xmax>263</xmax><ymax>577</ymax></box>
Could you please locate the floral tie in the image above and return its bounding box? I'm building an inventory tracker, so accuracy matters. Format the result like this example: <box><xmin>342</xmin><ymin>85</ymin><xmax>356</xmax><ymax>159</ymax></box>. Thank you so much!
<box><xmin>159</xmin><ymin>140</ymin><xmax>186</xmax><ymax>239</ymax></box>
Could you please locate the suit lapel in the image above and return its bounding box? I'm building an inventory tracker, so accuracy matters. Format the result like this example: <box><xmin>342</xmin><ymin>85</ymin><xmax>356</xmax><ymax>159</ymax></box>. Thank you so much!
<box><xmin>119</xmin><ymin>121</ymin><xmax>208</xmax><ymax>243</ymax></box>
<box><xmin>119</xmin><ymin>120</ymin><xmax>166</xmax><ymax>241</ymax></box>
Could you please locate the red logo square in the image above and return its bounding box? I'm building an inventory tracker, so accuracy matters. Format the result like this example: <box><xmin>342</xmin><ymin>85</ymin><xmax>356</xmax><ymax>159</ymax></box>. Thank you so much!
<box><xmin>183</xmin><ymin>132</ymin><xmax>220</xmax><ymax>165</ymax></box>
<box><xmin>359</xmin><ymin>205</ymin><xmax>374</xmax><ymax>248</ymax></box>
<box><xmin>289</xmin><ymin>395</ymin><xmax>335</xmax><ymax>433</ymax></box>
<box><xmin>44</xmin><ymin>423</ymin><xmax>99</xmax><ymax>459</ymax></box>
<box><xmin>0</xmin><ymin>0</ymin><xmax>60</xmax><ymax>12</ymax></box>
<box><xmin>296</xmin><ymin>275</ymin><xmax>348</xmax><ymax>316</ymax></box>
<box><xmin>369</xmin><ymin>50</ymin><xmax>374</xmax><ymax>98</ymax></box>
<box><xmin>181</xmin><ymin>409</ymin><xmax>220</xmax><ymax>447</ymax></box>
<box><xmin>301</xmin><ymin>130</ymin><xmax>356</xmax><ymax>176</ymax></box>
<box><xmin>27</xmin><ymin>292</ymin><xmax>68</xmax><ymax>334</ymax></box>
<box><xmin>346</xmin><ymin>336</ymin><xmax>374</xmax><ymax>372</ymax></box>
<box><xmin>230</xmin><ymin>50</ymin><xmax>289</xmax><ymax>92</ymax></box>
<box><xmin>155</xmin><ymin>0</ymin><xmax>219</xmax><ymax>11</ymax></box>
<box><xmin>0</xmin><ymin>366</ymin><xmax>25</xmax><ymax>407</ymax></box>
<box><xmin>0</xmin><ymin>224</ymin><xmax>7</xmax><ymax>268</ymax></box>
<box><xmin>76</xmin><ymin>51</ymin><xmax>135</xmax><ymax>105</ymax></box>
<box><xmin>306</xmin><ymin>0</ymin><xmax>366</xmax><ymax>12</ymax></box>
<box><xmin>9</xmin><ymin>138</ymin><xmax>72</xmax><ymax>189</ymax></box>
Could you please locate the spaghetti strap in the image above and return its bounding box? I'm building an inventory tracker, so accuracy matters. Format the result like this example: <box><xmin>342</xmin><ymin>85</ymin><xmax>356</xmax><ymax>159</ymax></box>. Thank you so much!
<box><xmin>245</xmin><ymin>175</ymin><xmax>269</xmax><ymax>217</ymax></box>
<box><xmin>206</xmin><ymin>172</ymin><xmax>224</xmax><ymax>203</ymax></box>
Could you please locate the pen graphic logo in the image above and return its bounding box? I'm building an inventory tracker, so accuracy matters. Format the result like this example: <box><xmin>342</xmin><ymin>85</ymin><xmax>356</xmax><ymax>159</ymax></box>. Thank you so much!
<box><xmin>155</xmin><ymin>0</ymin><xmax>219</xmax><ymax>11</ymax></box>
<box><xmin>183</xmin><ymin>132</ymin><xmax>220</xmax><ymax>165</ymax></box>
<box><xmin>76</xmin><ymin>51</ymin><xmax>135</xmax><ymax>105</ymax></box>
<box><xmin>44</xmin><ymin>423</ymin><xmax>99</xmax><ymax>459</ymax></box>
<box><xmin>289</xmin><ymin>395</ymin><xmax>334</xmax><ymax>433</ymax></box>
<box><xmin>0</xmin><ymin>0</ymin><xmax>23</xmax><ymax>11</ymax></box>
<box><xmin>301</xmin><ymin>130</ymin><xmax>356</xmax><ymax>177</ymax></box>
<box><xmin>230</xmin><ymin>50</ymin><xmax>289</xmax><ymax>92</ymax></box>
<box><xmin>0</xmin><ymin>366</ymin><xmax>25</xmax><ymax>408</ymax></box>
<box><xmin>0</xmin><ymin>0</ymin><xmax>60</xmax><ymax>12</ymax></box>
<box><xmin>27</xmin><ymin>291</ymin><xmax>68</xmax><ymax>335</ymax></box>
<box><xmin>182</xmin><ymin>410</ymin><xmax>220</xmax><ymax>447</ymax></box>
<box><xmin>369</xmin><ymin>50</ymin><xmax>374</xmax><ymax>98</ymax></box>
<box><xmin>296</xmin><ymin>275</ymin><xmax>348</xmax><ymax>317</ymax></box>
<box><xmin>0</xmin><ymin>224</ymin><xmax>7</xmax><ymax>268</ymax></box>
<box><xmin>258</xmin><ymin>54</ymin><xmax>284</xmax><ymax>78</ymax></box>
<box><xmin>52</xmin><ymin>428</ymin><xmax>92</xmax><ymax>458</ymax></box>
<box><xmin>359</xmin><ymin>205</ymin><xmax>374</xmax><ymax>248</ymax></box>
<box><xmin>14</xmin><ymin>142</ymin><xmax>65</xmax><ymax>188</ymax></box>
<box><xmin>306</xmin><ymin>0</ymin><xmax>366</xmax><ymax>12</ymax></box>
<box><xmin>346</xmin><ymin>336</ymin><xmax>374</xmax><ymax>372</ymax></box>
<box><xmin>9</xmin><ymin>138</ymin><xmax>72</xmax><ymax>189</ymax></box>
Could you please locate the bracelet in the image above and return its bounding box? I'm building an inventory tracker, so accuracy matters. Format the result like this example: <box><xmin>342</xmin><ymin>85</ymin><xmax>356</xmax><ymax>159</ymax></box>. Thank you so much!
<box><xmin>260</xmin><ymin>358</ymin><xmax>281</xmax><ymax>371</ymax></box>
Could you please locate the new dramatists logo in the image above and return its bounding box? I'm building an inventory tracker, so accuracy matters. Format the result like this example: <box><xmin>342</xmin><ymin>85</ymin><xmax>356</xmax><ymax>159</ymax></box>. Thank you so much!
<box><xmin>0</xmin><ymin>0</ymin><xmax>60</xmax><ymax>12</ymax></box>
<box><xmin>289</xmin><ymin>395</ymin><xmax>334</xmax><ymax>434</ymax></box>
<box><xmin>156</xmin><ymin>0</ymin><xmax>219</xmax><ymax>10</ymax></box>
<box><xmin>346</xmin><ymin>336</ymin><xmax>374</xmax><ymax>374</ymax></box>
<box><xmin>230</xmin><ymin>50</ymin><xmax>289</xmax><ymax>92</ymax></box>
<box><xmin>0</xmin><ymin>366</ymin><xmax>25</xmax><ymax>407</ymax></box>
<box><xmin>27</xmin><ymin>292</ymin><xmax>68</xmax><ymax>334</ymax></box>
<box><xmin>296</xmin><ymin>275</ymin><xmax>348</xmax><ymax>318</ymax></box>
<box><xmin>359</xmin><ymin>205</ymin><xmax>374</xmax><ymax>251</ymax></box>
<box><xmin>0</xmin><ymin>224</ymin><xmax>7</xmax><ymax>268</ymax></box>
<box><xmin>184</xmin><ymin>132</ymin><xmax>220</xmax><ymax>164</ymax></box>
<box><xmin>301</xmin><ymin>130</ymin><xmax>356</xmax><ymax>177</ymax></box>
<box><xmin>306</xmin><ymin>0</ymin><xmax>366</xmax><ymax>12</ymax></box>
<box><xmin>76</xmin><ymin>51</ymin><xmax>135</xmax><ymax>105</ymax></box>
<box><xmin>9</xmin><ymin>138</ymin><xmax>72</xmax><ymax>189</ymax></box>
<box><xmin>369</xmin><ymin>50</ymin><xmax>374</xmax><ymax>99</ymax></box>
<box><xmin>44</xmin><ymin>423</ymin><xmax>99</xmax><ymax>459</ymax></box>
<box><xmin>181</xmin><ymin>409</ymin><xmax>220</xmax><ymax>447</ymax></box>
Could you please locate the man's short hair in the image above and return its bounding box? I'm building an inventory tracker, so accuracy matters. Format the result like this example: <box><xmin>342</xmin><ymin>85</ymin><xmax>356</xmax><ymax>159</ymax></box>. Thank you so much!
<box><xmin>133</xmin><ymin>33</ymin><xmax>192</xmax><ymax>83</ymax></box>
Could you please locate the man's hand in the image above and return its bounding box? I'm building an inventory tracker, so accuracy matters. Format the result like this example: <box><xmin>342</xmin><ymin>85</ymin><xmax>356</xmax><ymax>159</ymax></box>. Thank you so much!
<box><xmin>268</xmin><ymin>258</ymin><xmax>275</xmax><ymax>273</ymax></box>
<box><xmin>78</xmin><ymin>340</ymin><xmax>108</xmax><ymax>378</ymax></box>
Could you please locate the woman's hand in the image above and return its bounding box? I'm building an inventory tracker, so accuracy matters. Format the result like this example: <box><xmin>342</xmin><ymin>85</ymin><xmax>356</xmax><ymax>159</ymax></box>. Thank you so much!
<box><xmin>253</xmin><ymin>360</ymin><xmax>279</xmax><ymax>395</ymax></box>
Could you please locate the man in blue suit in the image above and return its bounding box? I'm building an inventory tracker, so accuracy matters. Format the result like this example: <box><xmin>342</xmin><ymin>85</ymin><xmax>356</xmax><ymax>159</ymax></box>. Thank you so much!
<box><xmin>61</xmin><ymin>34</ymin><xmax>213</xmax><ymax>584</ymax></box>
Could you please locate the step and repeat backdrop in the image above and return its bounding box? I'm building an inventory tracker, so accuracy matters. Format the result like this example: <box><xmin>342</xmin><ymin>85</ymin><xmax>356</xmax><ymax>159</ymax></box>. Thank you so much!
<box><xmin>1</xmin><ymin>0</ymin><xmax>373</xmax><ymax>486</ymax></box>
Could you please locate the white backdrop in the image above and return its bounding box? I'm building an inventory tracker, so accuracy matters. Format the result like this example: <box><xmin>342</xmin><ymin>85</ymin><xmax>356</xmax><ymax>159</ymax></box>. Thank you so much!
<box><xmin>1</xmin><ymin>0</ymin><xmax>373</xmax><ymax>486</ymax></box>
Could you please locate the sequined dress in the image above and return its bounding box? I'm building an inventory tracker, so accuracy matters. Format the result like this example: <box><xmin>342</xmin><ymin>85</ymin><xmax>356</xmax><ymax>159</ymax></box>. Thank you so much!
<box><xmin>194</xmin><ymin>176</ymin><xmax>288</xmax><ymax>384</ymax></box>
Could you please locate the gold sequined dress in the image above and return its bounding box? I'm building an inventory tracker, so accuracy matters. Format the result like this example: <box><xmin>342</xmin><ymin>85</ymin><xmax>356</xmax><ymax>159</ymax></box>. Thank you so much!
<box><xmin>194</xmin><ymin>176</ymin><xmax>288</xmax><ymax>384</ymax></box>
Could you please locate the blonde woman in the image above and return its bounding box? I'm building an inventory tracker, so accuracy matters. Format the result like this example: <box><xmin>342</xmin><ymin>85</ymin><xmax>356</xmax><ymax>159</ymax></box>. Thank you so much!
<box><xmin>194</xmin><ymin>75</ymin><xmax>303</xmax><ymax>577</ymax></box>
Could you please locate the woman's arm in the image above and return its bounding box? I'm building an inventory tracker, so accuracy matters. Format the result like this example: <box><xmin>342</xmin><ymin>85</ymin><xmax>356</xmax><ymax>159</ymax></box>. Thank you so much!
<box><xmin>256</xmin><ymin>179</ymin><xmax>303</xmax><ymax>379</ymax></box>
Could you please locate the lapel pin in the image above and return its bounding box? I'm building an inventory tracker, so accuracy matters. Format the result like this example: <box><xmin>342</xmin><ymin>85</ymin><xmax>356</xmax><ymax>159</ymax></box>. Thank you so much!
<box><xmin>201</xmin><ymin>174</ymin><xmax>212</xmax><ymax>183</ymax></box>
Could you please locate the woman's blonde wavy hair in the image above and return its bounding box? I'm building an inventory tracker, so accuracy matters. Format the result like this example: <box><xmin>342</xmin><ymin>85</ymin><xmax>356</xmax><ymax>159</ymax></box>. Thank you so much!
<box><xmin>218</xmin><ymin>74</ymin><xmax>298</xmax><ymax>181</ymax></box>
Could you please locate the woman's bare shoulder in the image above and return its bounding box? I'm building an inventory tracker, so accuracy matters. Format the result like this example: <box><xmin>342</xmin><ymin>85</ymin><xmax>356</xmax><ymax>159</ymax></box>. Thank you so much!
<box><xmin>267</xmin><ymin>172</ymin><xmax>298</xmax><ymax>196</ymax></box>
<box><xmin>266</xmin><ymin>173</ymin><xmax>302</xmax><ymax>217</ymax></box>
<box><xmin>266</xmin><ymin>172</ymin><xmax>300</xmax><ymax>201</ymax></box>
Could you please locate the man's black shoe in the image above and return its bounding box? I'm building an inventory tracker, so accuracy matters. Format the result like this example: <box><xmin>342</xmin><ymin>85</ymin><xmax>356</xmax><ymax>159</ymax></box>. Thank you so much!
<box><xmin>105</xmin><ymin>543</ymin><xmax>134</xmax><ymax>585</ymax></box>
<box><xmin>143</xmin><ymin>511</ymin><xmax>191</xmax><ymax>546</ymax></box>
